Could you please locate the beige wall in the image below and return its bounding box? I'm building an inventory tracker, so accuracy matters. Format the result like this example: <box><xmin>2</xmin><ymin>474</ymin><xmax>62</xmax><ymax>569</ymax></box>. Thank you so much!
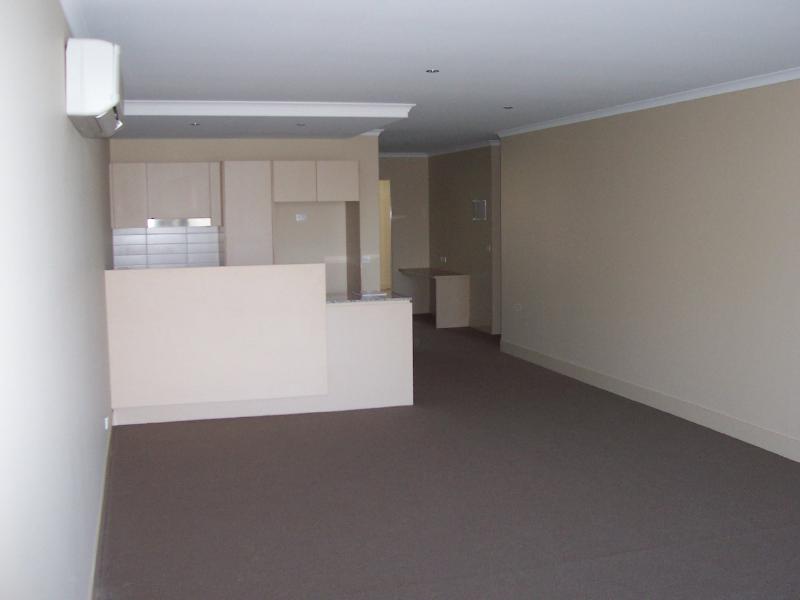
<box><xmin>379</xmin><ymin>157</ymin><xmax>431</xmax><ymax>312</ymax></box>
<box><xmin>429</xmin><ymin>146</ymin><xmax>496</xmax><ymax>329</ymax></box>
<box><xmin>489</xmin><ymin>145</ymin><xmax>502</xmax><ymax>334</ymax></box>
<box><xmin>110</xmin><ymin>136</ymin><xmax>380</xmax><ymax>291</ymax></box>
<box><xmin>0</xmin><ymin>1</ymin><xmax>112</xmax><ymax>598</ymax></box>
<box><xmin>501</xmin><ymin>79</ymin><xmax>800</xmax><ymax>461</ymax></box>
<box><xmin>273</xmin><ymin>203</ymin><xmax>348</xmax><ymax>293</ymax></box>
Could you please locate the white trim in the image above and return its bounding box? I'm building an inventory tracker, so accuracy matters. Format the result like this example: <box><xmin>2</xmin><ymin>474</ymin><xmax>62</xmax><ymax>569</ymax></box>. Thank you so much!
<box><xmin>125</xmin><ymin>100</ymin><xmax>415</xmax><ymax>119</ymax></box>
<box><xmin>360</xmin><ymin>129</ymin><xmax>385</xmax><ymax>137</ymax></box>
<box><xmin>88</xmin><ymin>426</ymin><xmax>112</xmax><ymax>598</ymax></box>
<box><xmin>428</xmin><ymin>139</ymin><xmax>501</xmax><ymax>157</ymax></box>
<box><xmin>497</xmin><ymin>66</ymin><xmax>800</xmax><ymax>138</ymax></box>
<box><xmin>379</xmin><ymin>152</ymin><xmax>429</xmax><ymax>158</ymax></box>
<box><xmin>113</xmin><ymin>394</ymin><xmax>411</xmax><ymax>426</ymax></box>
<box><xmin>500</xmin><ymin>340</ymin><xmax>800</xmax><ymax>463</ymax></box>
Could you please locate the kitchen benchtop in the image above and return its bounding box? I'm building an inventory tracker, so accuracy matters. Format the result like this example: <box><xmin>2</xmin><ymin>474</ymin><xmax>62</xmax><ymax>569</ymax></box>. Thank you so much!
<box><xmin>326</xmin><ymin>291</ymin><xmax>411</xmax><ymax>304</ymax></box>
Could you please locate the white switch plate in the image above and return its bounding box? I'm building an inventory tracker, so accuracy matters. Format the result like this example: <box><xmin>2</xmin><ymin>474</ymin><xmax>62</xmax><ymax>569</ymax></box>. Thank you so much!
<box><xmin>104</xmin><ymin>416</ymin><xmax>110</xmax><ymax>430</ymax></box>
<box><xmin>295</xmin><ymin>213</ymin><xmax>308</xmax><ymax>222</ymax></box>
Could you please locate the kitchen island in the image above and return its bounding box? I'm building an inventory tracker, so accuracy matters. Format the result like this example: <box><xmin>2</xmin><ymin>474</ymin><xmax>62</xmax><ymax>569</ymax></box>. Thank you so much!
<box><xmin>106</xmin><ymin>264</ymin><xmax>413</xmax><ymax>425</ymax></box>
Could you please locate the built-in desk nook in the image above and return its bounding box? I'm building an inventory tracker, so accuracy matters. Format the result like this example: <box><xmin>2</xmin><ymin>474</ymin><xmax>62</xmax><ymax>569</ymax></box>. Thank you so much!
<box><xmin>398</xmin><ymin>267</ymin><xmax>470</xmax><ymax>328</ymax></box>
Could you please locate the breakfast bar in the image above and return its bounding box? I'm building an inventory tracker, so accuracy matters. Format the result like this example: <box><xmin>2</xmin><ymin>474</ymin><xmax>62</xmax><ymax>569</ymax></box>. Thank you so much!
<box><xmin>105</xmin><ymin>264</ymin><xmax>413</xmax><ymax>425</ymax></box>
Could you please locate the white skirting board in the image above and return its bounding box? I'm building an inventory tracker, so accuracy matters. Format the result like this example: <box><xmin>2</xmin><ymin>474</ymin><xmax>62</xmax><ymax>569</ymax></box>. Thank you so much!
<box><xmin>113</xmin><ymin>394</ymin><xmax>410</xmax><ymax>426</ymax></box>
<box><xmin>501</xmin><ymin>340</ymin><xmax>800</xmax><ymax>463</ymax></box>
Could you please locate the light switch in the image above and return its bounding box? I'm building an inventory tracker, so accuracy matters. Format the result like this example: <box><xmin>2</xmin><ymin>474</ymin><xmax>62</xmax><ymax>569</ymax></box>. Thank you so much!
<box><xmin>295</xmin><ymin>213</ymin><xmax>308</xmax><ymax>222</ymax></box>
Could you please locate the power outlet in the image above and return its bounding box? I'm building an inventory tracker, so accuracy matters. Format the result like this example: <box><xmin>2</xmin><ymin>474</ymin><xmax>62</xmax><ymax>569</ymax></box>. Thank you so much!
<box><xmin>439</xmin><ymin>256</ymin><xmax>447</xmax><ymax>264</ymax></box>
<box><xmin>104</xmin><ymin>416</ymin><xmax>110</xmax><ymax>431</ymax></box>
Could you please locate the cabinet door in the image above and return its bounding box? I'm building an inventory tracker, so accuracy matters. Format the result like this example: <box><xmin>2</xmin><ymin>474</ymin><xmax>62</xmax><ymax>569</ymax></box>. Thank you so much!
<box><xmin>110</xmin><ymin>163</ymin><xmax>147</xmax><ymax>228</ymax></box>
<box><xmin>209</xmin><ymin>163</ymin><xmax>222</xmax><ymax>226</ymax></box>
<box><xmin>146</xmin><ymin>162</ymin><xmax>211</xmax><ymax>219</ymax></box>
<box><xmin>316</xmin><ymin>160</ymin><xmax>359</xmax><ymax>203</ymax></box>
<box><xmin>272</xmin><ymin>161</ymin><xmax>316</xmax><ymax>203</ymax></box>
<box><xmin>222</xmin><ymin>161</ymin><xmax>273</xmax><ymax>266</ymax></box>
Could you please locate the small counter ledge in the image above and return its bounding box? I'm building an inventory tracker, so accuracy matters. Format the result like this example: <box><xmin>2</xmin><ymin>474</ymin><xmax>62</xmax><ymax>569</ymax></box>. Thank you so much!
<box><xmin>397</xmin><ymin>267</ymin><xmax>470</xmax><ymax>328</ymax></box>
<box><xmin>326</xmin><ymin>291</ymin><xmax>411</xmax><ymax>304</ymax></box>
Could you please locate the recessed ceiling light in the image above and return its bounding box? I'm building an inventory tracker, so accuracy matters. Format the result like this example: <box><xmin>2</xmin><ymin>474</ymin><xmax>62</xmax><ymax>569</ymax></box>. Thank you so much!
<box><xmin>296</xmin><ymin>122</ymin><xmax>306</xmax><ymax>127</ymax></box>
<box><xmin>503</xmin><ymin>106</ymin><xmax>513</xmax><ymax>110</ymax></box>
<box><xmin>190</xmin><ymin>121</ymin><xmax>200</xmax><ymax>126</ymax></box>
<box><xmin>425</xmin><ymin>68</ymin><xmax>440</xmax><ymax>73</ymax></box>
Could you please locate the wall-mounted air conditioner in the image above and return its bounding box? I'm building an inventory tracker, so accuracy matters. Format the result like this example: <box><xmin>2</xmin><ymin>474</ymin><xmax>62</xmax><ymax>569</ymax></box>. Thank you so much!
<box><xmin>66</xmin><ymin>38</ymin><xmax>124</xmax><ymax>138</ymax></box>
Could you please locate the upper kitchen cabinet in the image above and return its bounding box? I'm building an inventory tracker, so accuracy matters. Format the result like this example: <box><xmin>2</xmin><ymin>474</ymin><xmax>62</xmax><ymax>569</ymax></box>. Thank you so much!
<box><xmin>316</xmin><ymin>160</ymin><xmax>359</xmax><ymax>203</ymax></box>
<box><xmin>110</xmin><ymin>163</ymin><xmax>148</xmax><ymax>229</ymax></box>
<box><xmin>146</xmin><ymin>162</ymin><xmax>222</xmax><ymax>225</ymax></box>
<box><xmin>109</xmin><ymin>162</ymin><xmax>222</xmax><ymax>228</ymax></box>
<box><xmin>222</xmin><ymin>161</ymin><xmax>273</xmax><ymax>266</ymax></box>
<box><xmin>272</xmin><ymin>160</ymin><xmax>360</xmax><ymax>203</ymax></box>
<box><xmin>272</xmin><ymin>161</ymin><xmax>317</xmax><ymax>203</ymax></box>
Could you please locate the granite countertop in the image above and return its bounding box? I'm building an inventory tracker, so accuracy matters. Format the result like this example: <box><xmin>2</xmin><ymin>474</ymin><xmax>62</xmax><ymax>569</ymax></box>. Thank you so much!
<box><xmin>326</xmin><ymin>291</ymin><xmax>411</xmax><ymax>304</ymax></box>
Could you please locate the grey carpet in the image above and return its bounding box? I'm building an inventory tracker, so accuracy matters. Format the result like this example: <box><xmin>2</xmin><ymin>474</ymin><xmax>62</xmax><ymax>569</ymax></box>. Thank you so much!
<box><xmin>95</xmin><ymin>316</ymin><xmax>800</xmax><ymax>599</ymax></box>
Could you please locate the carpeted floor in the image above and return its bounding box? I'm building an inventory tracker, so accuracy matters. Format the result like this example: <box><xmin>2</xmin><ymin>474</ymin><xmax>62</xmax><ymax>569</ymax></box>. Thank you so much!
<box><xmin>95</xmin><ymin>317</ymin><xmax>800</xmax><ymax>599</ymax></box>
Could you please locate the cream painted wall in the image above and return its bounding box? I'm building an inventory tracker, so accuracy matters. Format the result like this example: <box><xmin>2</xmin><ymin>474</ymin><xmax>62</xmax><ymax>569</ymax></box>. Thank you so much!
<box><xmin>429</xmin><ymin>147</ymin><xmax>495</xmax><ymax>329</ymax></box>
<box><xmin>273</xmin><ymin>203</ymin><xmax>348</xmax><ymax>293</ymax></box>
<box><xmin>501</xmin><ymin>79</ymin><xmax>800</xmax><ymax>461</ymax></box>
<box><xmin>0</xmin><ymin>1</ymin><xmax>112</xmax><ymax>598</ymax></box>
<box><xmin>110</xmin><ymin>136</ymin><xmax>380</xmax><ymax>291</ymax></box>
<box><xmin>379</xmin><ymin>157</ymin><xmax>431</xmax><ymax>312</ymax></box>
<box><xmin>489</xmin><ymin>145</ymin><xmax>502</xmax><ymax>335</ymax></box>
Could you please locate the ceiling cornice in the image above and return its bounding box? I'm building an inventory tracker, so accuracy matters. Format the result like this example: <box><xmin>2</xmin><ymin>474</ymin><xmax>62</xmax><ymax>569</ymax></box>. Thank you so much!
<box><xmin>498</xmin><ymin>66</ymin><xmax>800</xmax><ymax>139</ymax></box>
<box><xmin>428</xmin><ymin>139</ymin><xmax>500</xmax><ymax>157</ymax></box>
<box><xmin>379</xmin><ymin>152</ymin><xmax>429</xmax><ymax>158</ymax></box>
<box><xmin>125</xmin><ymin>100</ymin><xmax>415</xmax><ymax>119</ymax></box>
<box><xmin>381</xmin><ymin>139</ymin><xmax>501</xmax><ymax>158</ymax></box>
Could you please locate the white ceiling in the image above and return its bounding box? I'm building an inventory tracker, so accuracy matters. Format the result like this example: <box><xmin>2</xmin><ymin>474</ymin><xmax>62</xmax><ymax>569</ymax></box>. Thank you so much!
<box><xmin>62</xmin><ymin>0</ymin><xmax>800</xmax><ymax>153</ymax></box>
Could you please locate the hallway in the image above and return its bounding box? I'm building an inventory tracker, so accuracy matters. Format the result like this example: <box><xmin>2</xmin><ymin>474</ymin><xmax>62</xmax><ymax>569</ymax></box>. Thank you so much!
<box><xmin>96</xmin><ymin>318</ymin><xmax>800</xmax><ymax>599</ymax></box>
